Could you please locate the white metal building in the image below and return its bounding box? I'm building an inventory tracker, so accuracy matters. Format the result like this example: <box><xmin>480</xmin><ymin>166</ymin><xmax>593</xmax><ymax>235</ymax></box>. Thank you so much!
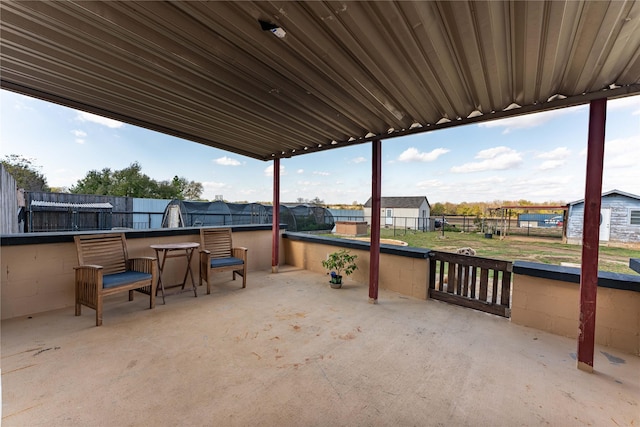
<box><xmin>363</xmin><ymin>196</ymin><xmax>430</xmax><ymax>230</ymax></box>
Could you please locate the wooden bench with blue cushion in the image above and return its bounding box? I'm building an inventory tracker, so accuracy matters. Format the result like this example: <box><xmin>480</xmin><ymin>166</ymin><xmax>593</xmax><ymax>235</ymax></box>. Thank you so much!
<box><xmin>74</xmin><ymin>233</ymin><xmax>157</xmax><ymax>326</ymax></box>
<box><xmin>199</xmin><ymin>228</ymin><xmax>247</xmax><ymax>294</ymax></box>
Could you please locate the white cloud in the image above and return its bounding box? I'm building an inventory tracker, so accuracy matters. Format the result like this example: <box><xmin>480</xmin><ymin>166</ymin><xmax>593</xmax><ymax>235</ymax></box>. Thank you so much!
<box><xmin>264</xmin><ymin>164</ymin><xmax>286</xmax><ymax>177</ymax></box>
<box><xmin>214</xmin><ymin>156</ymin><xmax>241</xmax><ymax>166</ymax></box>
<box><xmin>313</xmin><ymin>171</ymin><xmax>330</xmax><ymax>176</ymax></box>
<box><xmin>608</xmin><ymin>95</ymin><xmax>640</xmax><ymax>113</ymax></box>
<box><xmin>200</xmin><ymin>181</ymin><xmax>229</xmax><ymax>200</ymax></box>
<box><xmin>398</xmin><ymin>147</ymin><xmax>449</xmax><ymax>162</ymax></box>
<box><xmin>475</xmin><ymin>146</ymin><xmax>512</xmax><ymax>159</ymax></box>
<box><xmin>538</xmin><ymin>160</ymin><xmax>566</xmax><ymax>170</ymax></box>
<box><xmin>351</xmin><ymin>156</ymin><xmax>366</xmax><ymax>164</ymax></box>
<box><xmin>71</xmin><ymin>129</ymin><xmax>87</xmax><ymax>145</ymax></box>
<box><xmin>76</xmin><ymin>111</ymin><xmax>124</xmax><ymax>128</ymax></box>
<box><xmin>605</xmin><ymin>135</ymin><xmax>640</xmax><ymax>169</ymax></box>
<box><xmin>536</xmin><ymin>147</ymin><xmax>570</xmax><ymax>160</ymax></box>
<box><xmin>478</xmin><ymin>108</ymin><xmax>578</xmax><ymax>134</ymax></box>
<box><xmin>451</xmin><ymin>146</ymin><xmax>522</xmax><ymax>173</ymax></box>
<box><xmin>297</xmin><ymin>169</ymin><xmax>304</xmax><ymax>174</ymax></box>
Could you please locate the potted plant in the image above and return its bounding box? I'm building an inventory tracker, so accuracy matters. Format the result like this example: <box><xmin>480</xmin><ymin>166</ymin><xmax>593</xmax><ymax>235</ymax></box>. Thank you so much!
<box><xmin>322</xmin><ymin>249</ymin><xmax>358</xmax><ymax>289</ymax></box>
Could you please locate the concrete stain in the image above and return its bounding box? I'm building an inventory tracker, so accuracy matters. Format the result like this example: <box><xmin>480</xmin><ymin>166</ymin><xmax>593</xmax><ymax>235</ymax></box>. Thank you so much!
<box><xmin>600</xmin><ymin>351</ymin><xmax>625</xmax><ymax>365</ymax></box>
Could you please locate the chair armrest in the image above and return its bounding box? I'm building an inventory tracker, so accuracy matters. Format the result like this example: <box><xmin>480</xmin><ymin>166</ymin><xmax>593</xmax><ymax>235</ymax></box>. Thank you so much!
<box><xmin>128</xmin><ymin>257</ymin><xmax>157</xmax><ymax>274</ymax></box>
<box><xmin>74</xmin><ymin>265</ymin><xmax>103</xmax><ymax>289</ymax></box>
<box><xmin>232</xmin><ymin>247</ymin><xmax>248</xmax><ymax>261</ymax></box>
<box><xmin>74</xmin><ymin>265</ymin><xmax>103</xmax><ymax>271</ymax></box>
<box><xmin>200</xmin><ymin>249</ymin><xmax>211</xmax><ymax>255</ymax></box>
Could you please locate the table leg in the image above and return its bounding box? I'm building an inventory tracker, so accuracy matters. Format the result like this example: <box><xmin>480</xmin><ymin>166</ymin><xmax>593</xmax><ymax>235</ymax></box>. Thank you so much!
<box><xmin>184</xmin><ymin>248</ymin><xmax>198</xmax><ymax>297</ymax></box>
<box><xmin>155</xmin><ymin>249</ymin><xmax>167</xmax><ymax>304</ymax></box>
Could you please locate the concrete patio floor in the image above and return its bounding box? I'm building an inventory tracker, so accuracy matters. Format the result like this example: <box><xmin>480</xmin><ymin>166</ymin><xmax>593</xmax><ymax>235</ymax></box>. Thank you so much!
<box><xmin>2</xmin><ymin>267</ymin><xmax>639</xmax><ymax>426</ymax></box>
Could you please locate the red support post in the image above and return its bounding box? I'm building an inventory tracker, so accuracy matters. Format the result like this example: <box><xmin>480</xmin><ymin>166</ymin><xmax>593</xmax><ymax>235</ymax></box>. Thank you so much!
<box><xmin>577</xmin><ymin>98</ymin><xmax>607</xmax><ymax>372</ymax></box>
<box><xmin>369</xmin><ymin>140</ymin><xmax>381</xmax><ymax>303</ymax></box>
<box><xmin>272</xmin><ymin>158</ymin><xmax>280</xmax><ymax>273</ymax></box>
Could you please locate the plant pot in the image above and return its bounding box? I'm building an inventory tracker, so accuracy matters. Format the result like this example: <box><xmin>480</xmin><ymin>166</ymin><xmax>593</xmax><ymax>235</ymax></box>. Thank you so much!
<box><xmin>330</xmin><ymin>275</ymin><xmax>343</xmax><ymax>288</ymax></box>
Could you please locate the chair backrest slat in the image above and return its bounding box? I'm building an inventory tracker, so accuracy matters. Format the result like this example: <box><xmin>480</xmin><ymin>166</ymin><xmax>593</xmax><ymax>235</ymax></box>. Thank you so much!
<box><xmin>200</xmin><ymin>228</ymin><xmax>232</xmax><ymax>259</ymax></box>
<box><xmin>74</xmin><ymin>233</ymin><xmax>128</xmax><ymax>275</ymax></box>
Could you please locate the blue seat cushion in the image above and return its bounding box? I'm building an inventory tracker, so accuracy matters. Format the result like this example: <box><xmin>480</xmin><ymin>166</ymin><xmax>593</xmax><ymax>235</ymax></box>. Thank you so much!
<box><xmin>103</xmin><ymin>271</ymin><xmax>153</xmax><ymax>289</ymax></box>
<box><xmin>210</xmin><ymin>257</ymin><xmax>244</xmax><ymax>269</ymax></box>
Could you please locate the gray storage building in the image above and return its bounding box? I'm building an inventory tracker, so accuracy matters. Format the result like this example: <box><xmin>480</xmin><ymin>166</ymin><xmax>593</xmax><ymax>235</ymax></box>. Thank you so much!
<box><xmin>566</xmin><ymin>190</ymin><xmax>640</xmax><ymax>244</ymax></box>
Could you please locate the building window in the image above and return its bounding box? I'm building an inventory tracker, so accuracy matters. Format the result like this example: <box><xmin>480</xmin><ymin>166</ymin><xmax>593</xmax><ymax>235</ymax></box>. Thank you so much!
<box><xmin>631</xmin><ymin>210</ymin><xmax>640</xmax><ymax>225</ymax></box>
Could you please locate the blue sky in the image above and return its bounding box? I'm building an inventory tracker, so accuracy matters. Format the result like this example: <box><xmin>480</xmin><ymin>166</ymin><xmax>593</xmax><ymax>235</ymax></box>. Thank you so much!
<box><xmin>1</xmin><ymin>89</ymin><xmax>638</xmax><ymax>205</ymax></box>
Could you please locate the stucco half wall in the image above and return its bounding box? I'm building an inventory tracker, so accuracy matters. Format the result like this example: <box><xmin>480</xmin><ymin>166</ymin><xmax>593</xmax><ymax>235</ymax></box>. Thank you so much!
<box><xmin>511</xmin><ymin>261</ymin><xmax>640</xmax><ymax>355</ymax></box>
<box><xmin>282</xmin><ymin>233</ymin><xmax>430</xmax><ymax>300</ymax></box>
<box><xmin>1</xmin><ymin>226</ymin><xmax>281</xmax><ymax>320</ymax></box>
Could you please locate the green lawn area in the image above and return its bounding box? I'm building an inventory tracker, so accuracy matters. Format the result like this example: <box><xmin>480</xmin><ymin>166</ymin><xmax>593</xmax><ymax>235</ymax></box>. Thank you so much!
<box><xmin>327</xmin><ymin>229</ymin><xmax>640</xmax><ymax>275</ymax></box>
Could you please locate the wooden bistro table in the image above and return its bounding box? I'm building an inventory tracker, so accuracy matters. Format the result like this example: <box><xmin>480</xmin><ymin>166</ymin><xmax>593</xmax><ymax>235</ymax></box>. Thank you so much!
<box><xmin>150</xmin><ymin>242</ymin><xmax>200</xmax><ymax>304</ymax></box>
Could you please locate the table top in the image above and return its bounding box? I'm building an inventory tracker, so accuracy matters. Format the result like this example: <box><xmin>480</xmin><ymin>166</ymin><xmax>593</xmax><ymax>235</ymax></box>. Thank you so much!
<box><xmin>150</xmin><ymin>242</ymin><xmax>200</xmax><ymax>250</ymax></box>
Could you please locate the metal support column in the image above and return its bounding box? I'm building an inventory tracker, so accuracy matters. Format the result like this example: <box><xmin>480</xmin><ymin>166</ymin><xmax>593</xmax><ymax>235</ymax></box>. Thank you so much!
<box><xmin>272</xmin><ymin>158</ymin><xmax>280</xmax><ymax>273</ymax></box>
<box><xmin>577</xmin><ymin>98</ymin><xmax>607</xmax><ymax>372</ymax></box>
<box><xmin>369</xmin><ymin>140</ymin><xmax>381</xmax><ymax>303</ymax></box>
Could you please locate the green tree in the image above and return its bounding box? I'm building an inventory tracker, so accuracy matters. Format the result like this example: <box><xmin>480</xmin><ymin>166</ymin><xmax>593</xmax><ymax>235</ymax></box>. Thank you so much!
<box><xmin>431</xmin><ymin>202</ymin><xmax>445</xmax><ymax>216</ymax></box>
<box><xmin>1</xmin><ymin>154</ymin><xmax>50</xmax><ymax>191</ymax></box>
<box><xmin>71</xmin><ymin>162</ymin><xmax>203</xmax><ymax>199</ymax></box>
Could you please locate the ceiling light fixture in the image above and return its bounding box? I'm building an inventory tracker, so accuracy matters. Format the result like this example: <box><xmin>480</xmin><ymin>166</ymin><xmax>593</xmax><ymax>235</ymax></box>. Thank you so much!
<box><xmin>259</xmin><ymin>20</ymin><xmax>286</xmax><ymax>38</ymax></box>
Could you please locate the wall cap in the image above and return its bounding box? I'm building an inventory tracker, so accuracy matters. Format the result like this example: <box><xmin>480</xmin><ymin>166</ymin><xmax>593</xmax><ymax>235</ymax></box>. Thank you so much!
<box><xmin>513</xmin><ymin>260</ymin><xmax>640</xmax><ymax>292</ymax></box>
<box><xmin>1</xmin><ymin>224</ymin><xmax>284</xmax><ymax>246</ymax></box>
<box><xmin>283</xmin><ymin>232</ymin><xmax>430</xmax><ymax>259</ymax></box>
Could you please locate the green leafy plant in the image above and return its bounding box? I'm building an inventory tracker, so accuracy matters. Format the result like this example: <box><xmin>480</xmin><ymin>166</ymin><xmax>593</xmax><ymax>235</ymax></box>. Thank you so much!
<box><xmin>322</xmin><ymin>249</ymin><xmax>358</xmax><ymax>278</ymax></box>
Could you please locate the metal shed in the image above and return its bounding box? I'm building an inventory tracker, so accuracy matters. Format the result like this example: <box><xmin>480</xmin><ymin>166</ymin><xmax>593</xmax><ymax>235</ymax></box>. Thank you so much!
<box><xmin>161</xmin><ymin>200</ymin><xmax>334</xmax><ymax>232</ymax></box>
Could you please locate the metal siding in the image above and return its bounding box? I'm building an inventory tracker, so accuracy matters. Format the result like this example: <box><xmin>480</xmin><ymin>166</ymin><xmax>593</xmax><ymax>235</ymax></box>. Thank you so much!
<box><xmin>132</xmin><ymin>198</ymin><xmax>171</xmax><ymax>229</ymax></box>
<box><xmin>568</xmin><ymin>194</ymin><xmax>640</xmax><ymax>243</ymax></box>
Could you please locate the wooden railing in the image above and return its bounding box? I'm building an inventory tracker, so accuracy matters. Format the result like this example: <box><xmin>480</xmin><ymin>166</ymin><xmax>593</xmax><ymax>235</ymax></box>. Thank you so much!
<box><xmin>428</xmin><ymin>251</ymin><xmax>513</xmax><ymax>317</ymax></box>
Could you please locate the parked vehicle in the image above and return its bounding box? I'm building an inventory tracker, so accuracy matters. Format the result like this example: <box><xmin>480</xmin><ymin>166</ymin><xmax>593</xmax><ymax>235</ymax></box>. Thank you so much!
<box><xmin>434</xmin><ymin>218</ymin><xmax>449</xmax><ymax>228</ymax></box>
<box><xmin>544</xmin><ymin>215</ymin><xmax>563</xmax><ymax>227</ymax></box>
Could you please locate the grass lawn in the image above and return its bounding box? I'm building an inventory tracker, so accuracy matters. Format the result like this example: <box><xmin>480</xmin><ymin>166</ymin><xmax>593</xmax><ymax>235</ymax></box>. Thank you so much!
<box><xmin>330</xmin><ymin>229</ymin><xmax>640</xmax><ymax>275</ymax></box>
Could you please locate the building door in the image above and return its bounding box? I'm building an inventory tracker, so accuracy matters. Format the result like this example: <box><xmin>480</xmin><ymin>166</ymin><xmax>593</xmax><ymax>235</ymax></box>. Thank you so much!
<box><xmin>385</xmin><ymin>209</ymin><xmax>393</xmax><ymax>225</ymax></box>
<box><xmin>599</xmin><ymin>208</ymin><xmax>611</xmax><ymax>241</ymax></box>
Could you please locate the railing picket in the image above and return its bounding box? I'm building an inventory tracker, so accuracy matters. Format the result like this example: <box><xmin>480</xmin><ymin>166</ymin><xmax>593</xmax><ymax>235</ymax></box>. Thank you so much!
<box><xmin>470</xmin><ymin>267</ymin><xmax>477</xmax><ymax>299</ymax></box>
<box><xmin>501</xmin><ymin>270</ymin><xmax>512</xmax><ymax>306</ymax></box>
<box><xmin>492</xmin><ymin>271</ymin><xmax>500</xmax><ymax>304</ymax></box>
<box><xmin>429</xmin><ymin>258</ymin><xmax>436</xmax><ymax>290</ymax></box>
<box><xmin>438</xmin><ymin>260</ymin><xmax>445</xmax><ymax>291</ymax></box>
<box><xmin>479</xmin><ymin>268</ymin><xmax>489</xmax><ymax>302</ymax></box>
<box><xmin>447</xmin><ymin>262</ymin><xmax>455</xmax><ymax>293</ymax></box>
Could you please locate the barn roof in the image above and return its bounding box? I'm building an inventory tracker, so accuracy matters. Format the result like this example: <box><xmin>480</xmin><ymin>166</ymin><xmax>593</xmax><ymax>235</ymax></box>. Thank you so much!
<box><xmin>363</xmin><ymin>196</ymin><xmax>429</xmax><ymax>209</ymax></box>
<box><xmin>1</xmin><ymin>1</ymin><xmax>639</xmax><ymax>161</ymax></box>
<box><xmin>568</xmin><ymin>189</ymin><xmax>640</xmax><ymax>206</ymax></box>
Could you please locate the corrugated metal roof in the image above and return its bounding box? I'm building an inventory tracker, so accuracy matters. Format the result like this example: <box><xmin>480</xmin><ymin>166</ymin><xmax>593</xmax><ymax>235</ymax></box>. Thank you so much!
<box><xmin>31</xmin><ymin>201</ymin><xmax>113</xmax><ymax>209</ymax></box>
<box><xmin>1</xmin><ymin>1</ymin><xmax>639</xmax><ymax>161</ymax></box>
<box><xmin>568</xmin><ymin>189</ymin><xmax>640</xmax><ymax>206</ymax></box>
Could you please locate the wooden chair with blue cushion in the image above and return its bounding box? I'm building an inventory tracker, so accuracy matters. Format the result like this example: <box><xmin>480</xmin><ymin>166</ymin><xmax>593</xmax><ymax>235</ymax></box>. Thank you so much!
<box><xmin>199</xmin><ymin>228</ymin><xmax>247</xmax><ymax>294</ymax></box>
<box><xmin>74</xmin><ymin>233</ymin><xmax>157</xmax><ymax>326</ymax></box>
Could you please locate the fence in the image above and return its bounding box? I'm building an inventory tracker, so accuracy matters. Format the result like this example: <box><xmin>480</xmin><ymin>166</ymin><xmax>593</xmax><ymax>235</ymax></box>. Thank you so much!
<box><xmin>428</xmin><ymin>250</ymin><xmax>513</xmax><ymax>317</ymax></box>
<box><xmin>0</xmin><ymin>164</ymin><xmax>20</xmax><ymax>234</ymax></box>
